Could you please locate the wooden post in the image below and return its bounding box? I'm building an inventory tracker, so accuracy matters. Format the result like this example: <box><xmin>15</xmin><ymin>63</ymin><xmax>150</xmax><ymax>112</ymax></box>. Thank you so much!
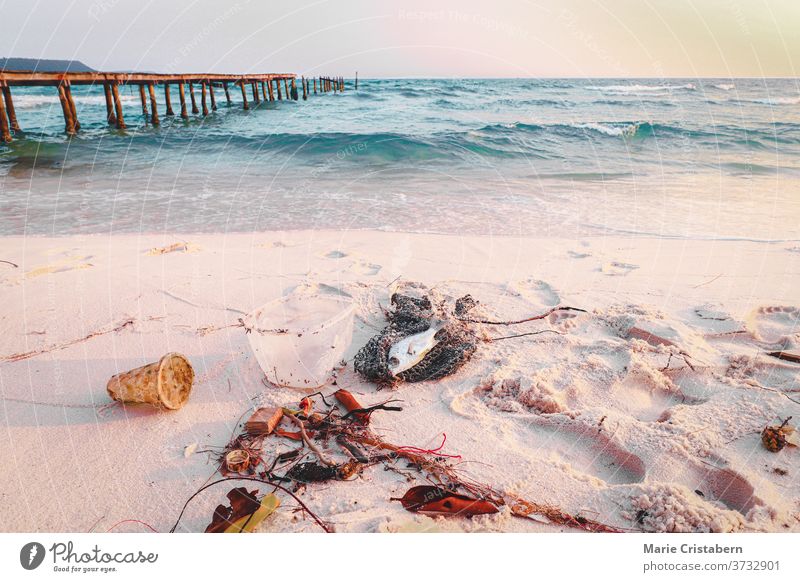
<box><xmin>291</xmin><ymin>78</ymin><xmax>298</xmax><ymax>100</ymax></box>
<box><xmin>164</xmin><ymin>84</ymin><xmax>174</xmax><ymax>116</ymax></box>
<box><xmin>276</xmin><ymin>79</ymin><xmax>282</xmax><ymax>100</ymax></box>
<box><xmin>261</xmin><ymin>81</ymin><xmax>267</xmax><ymax>101</ymax></box>
<box><xmin>65</xmin><ymin>84</ymin><xmax>80</xmax><ymax>130</ymax></box>
<box><xmin>224</xmin><ymin>82</ymin><xmax>231</xmax><ymax>105</ymax></box>
<box><xmin>267</xmin><ymin>79</ymin><xmax>274</xmax><ymax>101</ymax></box>
<box><xmin>103</xmin><ymin>83</ymin><xmax>117</xmax><ymax>125</ymax></box>
<box><xmin>302</xmin><ymin>77</ymin><xmax>307</xmax><ymax>100</ymax></box>
<box><xmin>148</xmin><ymin>83</ymin><xmax>159</xmax><ymax>125</ymax></box>
<box><xmin>209</xmin><ymin>83</ymin><xmax>217</xmax><ymax>110</ymax></box>
<box><xmin>111</xmin><ymin>83</ymin><xmax>125</xmax><ymax>129</ymax></box>
<box><xmin>201</xmin><ymin>82</ymin><xmax>209</xmax><ymax>115</ymax></box>
<box><xmin>178</xmin><ymin>83</ymin><xmax>188</xmax><ymax>119</ymax></box>
<box><xmin>314</xmin><ymin>77</ymin><xmax>317</xmax><ymax>94</ymax></box>
<box><xmin>139</xmin><ymin>84</ymin><xmax>148</xmax><ymax>122</ymax></box>
<box><xmin>251</xmin><ymin>81</ymin><xmax>260</xmax><ymax>103</ymax></box>
<box><xmin>2</xmin><ymin>85</ymin><xmax>21</xmax><ymax>133</ymax></box>
<box><xmin>355</xmin><ymin>71</ymin><xmax>358</xmax><ymax>90</ymax></box>
<box><xmin>189</xmin><ymin>83</ymin><xmax>199</xmax><ymax>114</ymax></box>
<box><xmin>0</xmin><ymin>87</ymin><xmax>11</xmax><ymax>143</ymax></box>
<box><xmin>239</xmin><ymin>81</ymin><xmax>249</xmax><ymax>110</ymax></box>
<box><xmin>57</xmin><ymin>84</ymin><xmax>77</xmax><ymax>135</ymax></box>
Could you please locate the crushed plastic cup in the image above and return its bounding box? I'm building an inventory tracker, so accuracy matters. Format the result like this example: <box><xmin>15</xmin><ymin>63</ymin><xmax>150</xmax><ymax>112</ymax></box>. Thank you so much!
<box><xmin>244</xmin><ymin>293</ymin><xmax>355</xmax><ymax>388</ymax></box>
<box><xmin>106</xmin><ymin>352</ymin><xmax>194</xmax><ymax>410</ymax></box>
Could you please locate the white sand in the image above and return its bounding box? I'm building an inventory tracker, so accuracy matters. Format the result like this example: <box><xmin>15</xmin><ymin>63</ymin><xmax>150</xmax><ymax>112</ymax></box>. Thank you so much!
<box><xmin>1</xmin><ymin>230</ymin><xmax>798</xmax><ymax>533</ymax></box>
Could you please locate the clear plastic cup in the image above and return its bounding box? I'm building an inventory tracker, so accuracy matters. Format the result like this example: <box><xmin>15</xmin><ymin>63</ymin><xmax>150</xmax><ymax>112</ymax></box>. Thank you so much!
<box><xmin>244</xmin><ymin>294</ymin><xmax>355</xmax><ymax>388</ymax></box>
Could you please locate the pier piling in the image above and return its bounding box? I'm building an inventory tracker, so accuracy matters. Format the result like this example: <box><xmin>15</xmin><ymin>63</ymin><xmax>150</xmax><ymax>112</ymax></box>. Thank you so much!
<box><xmin>139</xmin><ymin>84</ymin><xmax>149</xmax><ymax>122</ymax></box>
<box><xmin>57</xmin><ymin>83</ymin><xmax>77</xmax><ymax>135</ymax></box>
<box><xmin>103</xmin><ymin>83</ymin><xmax>117</xmax><ymax>125</ymax></box>
<box><xmin>189</xmin><ymin>83</ymin><xmax>199</xmax><ymax>114</ymax></box>
<box><xmin>111</xmin><ymin>83</ymin><xmax>125</xmax><ymax>129</ymax></box>
<box><xmin>276</xmin><ymin>79</ymin><xmax>282</xmax><ymax>100</ymax></box>
<box><xmin>2</xmin><ymin>85</ymin><xmax>20</xmax><ymax>133</ymax></box>
<box><xmin>66</xmin><ymin>84</ymin><xmax>80</xmax><ymax>130</ymax></box>
<box><xmin>224</xmin><ymin>82</ymin><xmax>231</xmax><ymax>105</ymax></box>
<box><xmin>178</xmin><ymin>83</ymin><xmax>189</xmax><ymax>119</ymax></box>
<box><xmin>164</xmin><ymin>84</ymin><xmax>174</xmax><ymax>116</ymax></box>
<box><xmin>201</xmin><ymin>82</ymin><xmax>209</xmax><ymax>116</ymax></box>
<box><xmin>239</xmin><ymin>81</ymin><xmax>249</xmax><ymax>110</ymax></box>
<box><xmin>0</xmin><ymin>87</ymin><xmax>11</xmax><ymax>142</ymax></box>
<box><xmin>209</xmin><ymin>83</ymin><xmax>217</xmax><ymax>110</ymax></box>
<box><xmin>148</xmin><ymin>83</ymin><xmax>160</xmax><ymax>125</ymax></box>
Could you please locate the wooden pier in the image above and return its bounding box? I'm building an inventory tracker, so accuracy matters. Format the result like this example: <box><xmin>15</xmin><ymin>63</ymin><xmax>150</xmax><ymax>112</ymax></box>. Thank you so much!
<box><xmin>0</xmin><ymin>70</ymin><xmax>348</xmax><ymax>142</ymax></box>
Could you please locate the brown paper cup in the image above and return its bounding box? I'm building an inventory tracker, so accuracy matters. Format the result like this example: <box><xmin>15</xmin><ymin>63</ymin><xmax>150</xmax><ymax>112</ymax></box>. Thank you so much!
<box><xmin>107</xmin><ymin>353</ymin><xmax>194</xmax><ymax>410</ymax></box>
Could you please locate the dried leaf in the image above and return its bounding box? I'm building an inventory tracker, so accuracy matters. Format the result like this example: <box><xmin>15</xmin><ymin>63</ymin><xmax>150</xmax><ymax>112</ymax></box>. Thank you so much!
<box><xmin>392</xmin><ymin>485</ymin><xmax>499</xmax><ymax>517</ymax></box>
<box><xmin>224</xmin><ymin>494</ymin><xmax>280</xmax><ymax>533</ymax></box>
<box><xmin>205</xmin><ymin>487</ymin><xmax>262</xmax><ymax>533</ymax></box>
<box><xmin>762</xmin><ymin>418</ymin><xmax>797</xmax><ymax>452</ymax></box>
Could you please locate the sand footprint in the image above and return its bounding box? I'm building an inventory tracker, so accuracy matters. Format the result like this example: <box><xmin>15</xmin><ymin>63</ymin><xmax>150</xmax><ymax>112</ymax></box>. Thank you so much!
<box><xmin>745</xmin><ymin>305</ymin><xmax>799</xmax><ymax>347</ymax></box>
<box><xmin>352</xmin><ymin>260</ymin><xmax>382</xmax><ymax>276</ymax></box>
<box><xmin>25</xmin><ymin>255</ymin><xmax>94</xmax><ymax>280</ymax></box>
<box><xmin>522</xmin><ymin>416</ymin><xmax>647</xmax><ymax>485</ymax></box>
<box><xmin>322</xmin><ymin>250</ymin><xmax>348</xmax><ymax>259</ymax></box>
<box><xmin>690</xmin><ymin>304</ymin><xmax>743</xmax><ymax>335</ymax></box>
<box><xmin>600</xmin><ymin>261</ymin><xmax>639</xmax><ymax>276</ymax></box>
<box><xmin>508</xmin><ymin>278</ymin><xmax>560</xmax><ymax>308</ymax></box>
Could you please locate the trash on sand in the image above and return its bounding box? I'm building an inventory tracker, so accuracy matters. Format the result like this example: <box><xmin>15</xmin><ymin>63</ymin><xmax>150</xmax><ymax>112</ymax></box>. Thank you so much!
<box><xmin>184</xmin><ymin>443</ymin><xmax>198</xmax><ymax>458</ymax></box>
<box><xmin>106</xmin><ymin>352</ymin><xmax>194</xmax><ymax>410</ymax></box>
<box><xmin>354</xmin><ymin>292</ymin><xmax>478</xmax><ymax>385</ymax></box>
<box><xmin>245</xmin><ymin>407</ymin><xmax>284</xmax><ymax>435</ymax></box>
<box><xmin>391</xmin><ymin>485</ymin><xmax>500</xmax><ymax>517</ymax></box>
<box><xmin>224</xmin><ymin>449</ymin><xmax>251</xmax><ymax>473</ymax></box>
<box><xmin>205</xmin><ymin>487</ymin><xmax>279</xmax><ymax>533</ymax></box>
<box><xmin>286</xmin><ymin>462</ymin><xmax>339</xmax><ymax>484</ymax></box>
<box><xmin>767</xmin><ymin>351</ymin><xmax>800</xmax><ymax>364</ymax></box>
<box><xmin>146</xmin><ymin>242</ymin><xmax>196</xmax><ymax>256</ymax></box>
<box><xmin>762</xmin><ymin>417</ymin><xmax>799</xmax><ymax>452</ymax></box>
<box><xmin>243</xmin><ymin>293</ymin><xmax>355</xmax><ymax>388</ymax></box>
<box><xmin>387</xmin><ymin>320</ymin><xmax>445</xmax><ymax>376</ymax></box>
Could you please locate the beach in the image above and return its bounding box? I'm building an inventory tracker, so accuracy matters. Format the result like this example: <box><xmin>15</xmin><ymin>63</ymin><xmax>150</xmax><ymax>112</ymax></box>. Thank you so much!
<box><xmin>1</xmin><ymin>230</ymin><xmax>798</xmax><ymax>532</ymax></box>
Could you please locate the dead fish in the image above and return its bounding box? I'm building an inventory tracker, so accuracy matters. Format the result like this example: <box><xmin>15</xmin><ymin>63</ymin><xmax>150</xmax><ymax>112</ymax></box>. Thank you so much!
<box><xmin>388</xmin><ymin>321</ymin><xmax>444</xmax><ymax>376</ymax></box>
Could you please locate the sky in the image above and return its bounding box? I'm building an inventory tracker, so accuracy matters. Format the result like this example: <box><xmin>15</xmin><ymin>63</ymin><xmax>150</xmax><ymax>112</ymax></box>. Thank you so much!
<box><xmin>1</xmin><ymin>0</ymin><xmax>798</xmax><ymax>77</ymax></box>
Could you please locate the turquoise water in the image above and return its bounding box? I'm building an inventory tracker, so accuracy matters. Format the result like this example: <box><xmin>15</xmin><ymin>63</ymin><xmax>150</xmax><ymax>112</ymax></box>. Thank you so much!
<box><xmin>1</xmin><ymin>78</ymin><xmax>799</xmax><ymax>239</ymax></box>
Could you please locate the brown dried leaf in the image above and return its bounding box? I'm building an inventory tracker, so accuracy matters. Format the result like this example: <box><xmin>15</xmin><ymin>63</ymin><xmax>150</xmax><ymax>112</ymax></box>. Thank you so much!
<box><xmin>205</xmin><ymin>487</ymin><xmax>261</xmax><ymax>533</ymax></box>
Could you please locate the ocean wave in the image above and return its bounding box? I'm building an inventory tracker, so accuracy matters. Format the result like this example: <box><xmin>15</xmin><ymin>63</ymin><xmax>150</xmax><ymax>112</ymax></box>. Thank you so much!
<box><xmin>741</xmin><ymin>95</ymin><xmax>800</xmax><ymax>106</ymax></box>
<box><xmin>586</xmin><ymin>83</ymin><xmax>696</xmax><ymax>93</ymax></box>
<box><xmin>10</xmin><ymin>93</ymin><xmax>138</xmax><ymax>109</ymax></box>
<box><xmin>713</xmin><ymin>83</ymin><xmax>735</xmax><ymax>91</ymax></box>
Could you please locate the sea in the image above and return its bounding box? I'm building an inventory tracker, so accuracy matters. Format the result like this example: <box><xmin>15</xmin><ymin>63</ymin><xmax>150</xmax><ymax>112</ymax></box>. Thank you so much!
<box><xmin>1</xmin><ymin>78</ymin><xmax>799</xmax><ymax>240</ymax></box>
